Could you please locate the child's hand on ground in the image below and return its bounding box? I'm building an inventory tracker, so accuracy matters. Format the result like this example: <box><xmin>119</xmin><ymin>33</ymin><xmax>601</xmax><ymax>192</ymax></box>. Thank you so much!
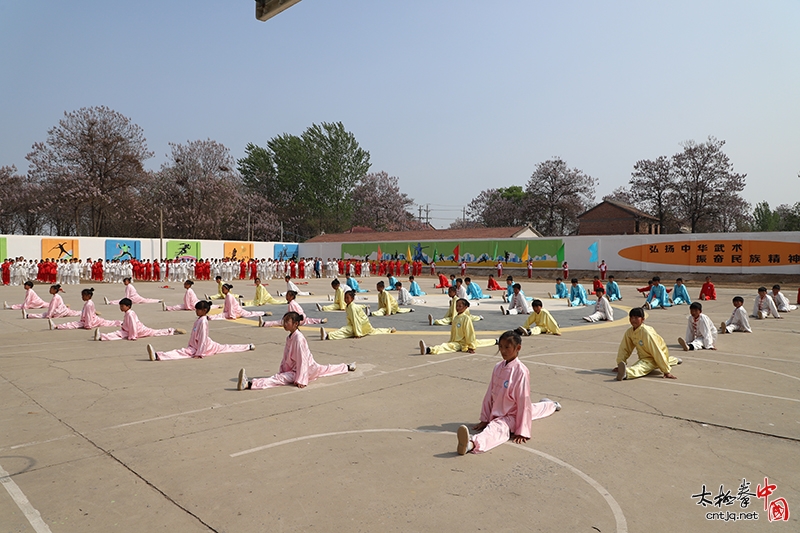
<box><xmin>472</xmin><ymin>421</ymin><xmax>488</xmax><ymax>431</ymax></box>
<box><xmin>663</xmin><ymin>372</ymin><xmax>677</xmax><ymax>379</ymax></box>
<box><xmin>467</xmin><ymin>349</ymin><xmax>475</xmax><ymax>353</ymax></box>
<box><xmin>512</xmin><ymin>435</ymin><xmax>529</xmax><ymax>444</ymax></box>
<box><xmin>296</xmin><ymin>383</ymin><xmax>306</xmax><ymax>388</ymax></box>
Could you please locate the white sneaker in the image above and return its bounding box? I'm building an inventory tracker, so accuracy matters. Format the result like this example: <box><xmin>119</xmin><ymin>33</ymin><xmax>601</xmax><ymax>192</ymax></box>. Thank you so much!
<box><xmin>258</xmin><ymin>316</ymin><xmax>265</xmax><ymax>327</ymax></box>
<box><xmin>427</xmin><ymin>313</ymin><xmax>433</xmax><ymax>326</ymax></box>
<box><xmin>548</xmin><ymin>292</ymin><xmax>552</xmax><ymax>298</ymax></box>
<box><xmin>48</xmin><ymin>318</ymin><xmax>55</xmax><ymax>330</ymax></box>
<box><xmin>237</xmin><ymin>368</ymin><xmax>248</xmax><ymax>391</ymax></box>
<box><xmin>678</xmin><ymin>338</ymin><xmax>688</xmax><ymax>351</ymax></box>
<box><xmin>457</xmin><ymin>425</ymin><xmax>470</xmax><ymax>455</ymax></box>
<box><xmin>204</xmin><ymin>293</ymin><xmax>211</xmax><ymax>300</ymax></box>
<box><xmin>500</xmin><ymin>306</ymin><xmax>506</xmax><ymax>315</ymax></box>
<box><xmin>21</xmin><ymin>309</ymin><xmax>27</xmax><ymax>319</ymax></box>
<box><xmin>320</xmin><ymin>327</ymin><xmax>327</xmax><ymax>340</ymax></box>
<box><xmin>248</xmin><ymin>344</ymin><xmax>255</xmax><ymax>351</ymax></box>
<box><xmin>175</xmin><ymin>328</ymin><xmax>186</xmax><ymax>334</ymax></box>
<box><xmin>103</xmin><ymin>296</ymin><xmax>109</xmax><ymax>305</ymax></box>
<box><xmin>321</xmin><ymin>317</ymin><xmax>328</xmax><ymax>324</ymax></box>
<box><xmin>719</xmin><ymin>321</ymin><xmax>727</xmax><ymax>333</ymax></box>
<box><xmin>93</xmin><ymin>328</ymin><xmax>100</xmax><ymax>341</ymax></box>
<box><xmin>147</xmin><ymin>344</ymin><xmax>157</xmax><ymax>361</ymax></box>
<box><xmin>419</xmin><ymin>340</ymin><xmax>427</xmax><ymax>355</ymax></box>
<box><xmin>540</xmin><ymin>398</ymin><xmax>562</xmax><ymax>411</ymax></box>
<box><xmin>316</xmin><ymin>303</ymin><xmax>323</xmax><ymax>312</ymax></box>
<box><xmin>161</xmin><ymin>301</ymin><xmax>167</xmax><ymax>311</ymax></box>
<box><xmin>347</xmin><ymin>362</ymin><xmax>356</xmax><ymax>372</ymax></box>
<box><xmin>3</xmin><ymin>301</ymin><xmax>8</xmax><ymax>309</ymax></box>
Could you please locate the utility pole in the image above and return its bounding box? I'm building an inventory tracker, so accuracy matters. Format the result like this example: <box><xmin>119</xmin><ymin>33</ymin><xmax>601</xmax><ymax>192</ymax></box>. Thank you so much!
<box><xmin>418</xmin><ymin>205</ymin><xmax>423</xmax><ymax>223</ymax></box>
<box><xmin>462</xmin><ymin>206</ymin><xmax>466</xmax><ymax>223</ymax></box>
<box><xmin>159</xmin><ymin>208</ymin><xmax>164</xmax><ymax>261</ymax></box>
<box><xmin>425</xmin><ymin>204</ymin><xmax>430</xmax><ymax>226</ymax></box>
<box><xmin>280</xmin><ymin>221</ymin><xmax>284</xmax><ymax>242</ymax></box>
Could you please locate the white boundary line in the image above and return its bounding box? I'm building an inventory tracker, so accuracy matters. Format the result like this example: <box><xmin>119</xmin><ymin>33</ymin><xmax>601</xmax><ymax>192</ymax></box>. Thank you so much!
<box><xmin>231</xmin><ymin>428</ymin><xmax>628</xmax><ymax>533</ymax></box>
<box><xmin>0</xmin><ymin>462</ymin><xmax>53</xmax><ymax>533</ymax></box>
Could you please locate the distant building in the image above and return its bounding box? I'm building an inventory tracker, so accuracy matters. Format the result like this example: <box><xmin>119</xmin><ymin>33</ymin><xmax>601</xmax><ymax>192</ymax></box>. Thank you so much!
<box><xmin>578</xmin><ymin>200</ymin><xmax>660</xmax><ymax>235</ymax></box>
<box><xmin>305</xmin><ymin>225</ymin><xmax>542</xmax><ymax>244</ymax></box>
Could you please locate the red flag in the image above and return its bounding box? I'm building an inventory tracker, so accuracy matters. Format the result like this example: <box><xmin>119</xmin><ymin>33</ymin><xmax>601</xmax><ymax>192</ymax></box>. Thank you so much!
<box><xmin>453</xmin><ymin>245</ymin><xmax>460</xmax><ymax>262</ymax></box>
<box><xmin>377</xmin><ymin>245</ymin><xmax>382</xmax><ymax>260</ymax></box>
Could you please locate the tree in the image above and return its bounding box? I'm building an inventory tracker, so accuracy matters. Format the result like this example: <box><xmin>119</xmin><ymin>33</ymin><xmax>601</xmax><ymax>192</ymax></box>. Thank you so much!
<box><xmin>628</xmin><ymin>156</ymin><xmax>677</xmax><ymax>232</ymax></box>
<box><xmin>351</xmin><ymin>171</ymin><xmax>415</xmax><ymax>231</ymax></box>
<box><xmin>466</xmin><ymin>186</ymin><xmax>530</xmax><ymax>227</ymax></box>
<box><xmin>752</xmin><ymin>202</ymin><xmax>779</xmax><ymax>232</ymax></box>
<box><xmin>25</xmin><ymin>106</ymin><xmax>153</xmax><ymax>236</ymax></box>
<box><xmin>773</xmin><ymin>203</ymin><xmax>800</xmax><ymax>231</ymax></box>
<box><xmin>154</xmin><ymin>139</ymin><xmax>269</xmax><ymax>240</ymax></box>
<box><xmin>602</xmin><ymin>186</ymin><xmax>634</xmax><ymax>205</ymax></box>
<box><xmin>0</xmin><ymin>166</ymin><xmax>23</xmax><ymax>234</ymax></box>
<box><xmin>671</xmin><ymin>137</ymin><xmax>746</xmax><ymax>233</ymax></box>
<box><xmin>526</xmin><ymin>158</ymin><xmax>597</xmax><ymax>236</ymax></box>
<box><xmin>239</xmin><ymin>122</ymin><xmax>370</xmax><ymax>239</ymax></box>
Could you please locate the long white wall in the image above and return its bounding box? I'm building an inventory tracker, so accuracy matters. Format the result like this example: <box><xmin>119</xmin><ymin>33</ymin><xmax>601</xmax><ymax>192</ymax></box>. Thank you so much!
<box><xmin>299</xmin><ymin>232</ymin><xmax>800</xmax><ymax>275</ymax></box>
<box><xmin>1</xmin><ymin>235</ymin><xmax>298</xmax><ymax>261</ymax></box>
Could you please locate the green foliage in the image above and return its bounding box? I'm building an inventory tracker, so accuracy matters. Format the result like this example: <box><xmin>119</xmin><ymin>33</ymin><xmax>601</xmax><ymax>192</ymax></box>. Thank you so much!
<box><xmin>751</xmin><ymin>201</ymin><xmax>800</xmax><ymax>232</ymax></box>
<box><xmin>239</xmin><ymin>122</ymin><xmax>370</xmax><ymax>239</ymax></box>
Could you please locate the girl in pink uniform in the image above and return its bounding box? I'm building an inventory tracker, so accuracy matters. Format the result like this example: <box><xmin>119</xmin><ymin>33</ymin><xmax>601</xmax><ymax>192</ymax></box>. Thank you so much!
<box><xmin>5</xmin><ymin>281</ymin><xmax>48</xmax><ymax>311</ymax></box>
<box><xmin>105</xmin><ymin>278</ymin><xmax>162</xmax><ymax>305</ymax></box>
<box><xmin>96</xmin><ymin>298</ymin><xmax>184</xmax><ymax>341</ymax></box>
<box><xmin>25</xmin><ymin>285</ymin><xmax>81</xmax><ymax>319</ymax></box>
<box><xmin>163</xmin><ymin>280</ymin><xmax>201</xmax><ymax>311</ymax></box>
<box><xmin>258</xmin><ymin>290</ymin><xmax>327</xmax><ymax>327</ymax></box>
<box><xmin>210</xmin><ymin>284</ymin><xmax>269</xmax><ymax>320</ymax></box>
<box><xmin>457</xmin><ymin>330</ymin><xmax>561</xmax><ymax>455</ymax></box>
<box><xmin>147</xmin><ymin>300</ymin><xmax>254</xmax><ymax>361</ymax></box>
<box><xmin>53</xmin><ymin>288</ymin><xmax>122</xmax><ymax>330</ymax></box>
<box><xmin>238</xmin><ymin>311</ymin><xmax>354</xmax><ymax>390</ymax></box>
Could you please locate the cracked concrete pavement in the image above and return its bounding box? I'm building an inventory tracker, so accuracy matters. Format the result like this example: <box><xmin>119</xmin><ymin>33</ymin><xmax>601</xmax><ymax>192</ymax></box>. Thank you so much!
<box><xmin>1</xmin><ymin>276</ymin><xmax>798</xmax><ymax>532</ymax></box>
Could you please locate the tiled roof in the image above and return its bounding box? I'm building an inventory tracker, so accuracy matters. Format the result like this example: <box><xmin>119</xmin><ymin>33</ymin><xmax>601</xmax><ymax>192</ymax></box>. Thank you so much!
<box><xmin>578</xmin><ymin>200</ymin><xmax>658</xmax><ymax>220</ymax></box>
<box><xmin>305</xmin><ymin>226</ymin><xmax>538</xmax><ymax>243</ymax></box>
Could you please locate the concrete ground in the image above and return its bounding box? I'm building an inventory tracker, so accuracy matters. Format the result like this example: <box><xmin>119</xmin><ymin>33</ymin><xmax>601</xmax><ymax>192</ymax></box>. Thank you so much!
<box><xmin>1</xmin><ymin>275</ymin><xmax>798</xmax><ymax>532</ymax></box>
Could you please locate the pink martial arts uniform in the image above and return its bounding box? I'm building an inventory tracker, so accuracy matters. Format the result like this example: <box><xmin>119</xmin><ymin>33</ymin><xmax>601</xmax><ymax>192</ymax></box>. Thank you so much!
<box><xmin>165</xmin><ymin>287</ymin><xmax>200</xmax><ymax>311</ymax></box>
<box><xmin>156</xmin><ymin>316</ymin><xmax>250</xmax><ymax>360</ymax></box>
<box><xmin>99</xmin><ymin>309</ymin><xmax>175</xmax><ymax>341</ymax></box>
<box><xmin>210</xmin><ymin>293</ymin><xmax>265</xmax><ymax>320</ymax></box>
<box><xmin>55</xmin><ymin>300</ymin><xmax>122</xmax><ymax>329</ymax></box>
<box><xmin>11</xmin><ymin>288</ymin><xmax>48</xmax><ymax>310</ymax></box>
<box><xmin>261</xmin><ymin>300</ymin><xmax>324</xmax><ymax>327</ymax></box>
<box><xmin>109</xmin><ymin>283</ymin><xmax>161</xmax><ymax>305</ymax></box>
<box><xmin>251</xmin><ymin>329</ymin><xmax>347</xmax><ymax>389</ymax></box>
<box><xmin>471</xmin><ymin>358</ymin><xmax>556</xmax><ymax>453</ymax></box>
<box><xmin>26</xmin><ymin>294</ymin><xmax>81</xmax><ymax>319</ymax></box>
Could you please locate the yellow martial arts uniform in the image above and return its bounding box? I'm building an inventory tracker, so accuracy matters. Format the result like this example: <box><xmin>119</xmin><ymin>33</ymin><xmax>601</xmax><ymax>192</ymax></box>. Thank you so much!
<box><xmin>429</xmin><ymin>312</ymin><xmax>496</xmax><ymax>354</ymax></box>
<box><xmin>616</xmin><ymin>323</ymin><xmax>680</xmax><ymax>379</ymax></box>
<box><xmin>243</xmin><ymin>284</ymin><xmax>287</xmax><ymax>306</ymax></box>
<box><xmin>322</xmin><ymin>286</ymin><xmax>347</xmax><ymax>311</ymax></box>
<box><xmin>372</xmin><ymin>290</ymin><xmax>411</xmax><ymax>316</ymax></box>
<box><xmin>522</xmin><ymin>308</ymin><xmax>561</xmax><ymax>335</ymax></box>
<box><xmin>328</xmin><ymin>302</ymin><xmax>393</xmax><ymax>339</ymax></box>
<box><xmin>208</xmin><ymin>280</ymin><xmax>225</xmax><ymax>299</ymax></box>
<box><xmin>433</xmin><ymin>296</ymin><xmax>483</xmax><ymax>326</ymax></box>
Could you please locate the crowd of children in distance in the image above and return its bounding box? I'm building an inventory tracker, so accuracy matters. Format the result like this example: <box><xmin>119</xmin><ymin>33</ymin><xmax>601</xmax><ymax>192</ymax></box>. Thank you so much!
<box><xmin>4</xmin><ymin>266</ymin><xmax>797</xmax><ymax>456</ymax></box>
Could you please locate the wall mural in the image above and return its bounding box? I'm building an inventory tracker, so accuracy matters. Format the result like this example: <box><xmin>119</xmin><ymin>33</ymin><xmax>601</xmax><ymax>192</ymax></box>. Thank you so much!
<box><xmin>166</xmin><ymin>240</ymin><xmax>201</xmax><ymax>260</ymax></box>
<box><xmin>105</xmin><ymin>239</ymin><xmax>141</xmax><ymax>260</ymax></box>
<box><xmin>341</xmin><ymin>239</ymin><xmax>564</xmax><ymax>268</ymax></box>
<box><xmin>41</xmin><ymin>238</ymin><xmax>79</xmax><ymax>260</ymax></box>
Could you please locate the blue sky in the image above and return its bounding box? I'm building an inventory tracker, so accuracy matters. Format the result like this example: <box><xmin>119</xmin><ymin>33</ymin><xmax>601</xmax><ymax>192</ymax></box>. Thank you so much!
<box><xmin>2</xmin><ymin>1</ymin><xmax>798</xmax><ymax>228</ymax></box>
